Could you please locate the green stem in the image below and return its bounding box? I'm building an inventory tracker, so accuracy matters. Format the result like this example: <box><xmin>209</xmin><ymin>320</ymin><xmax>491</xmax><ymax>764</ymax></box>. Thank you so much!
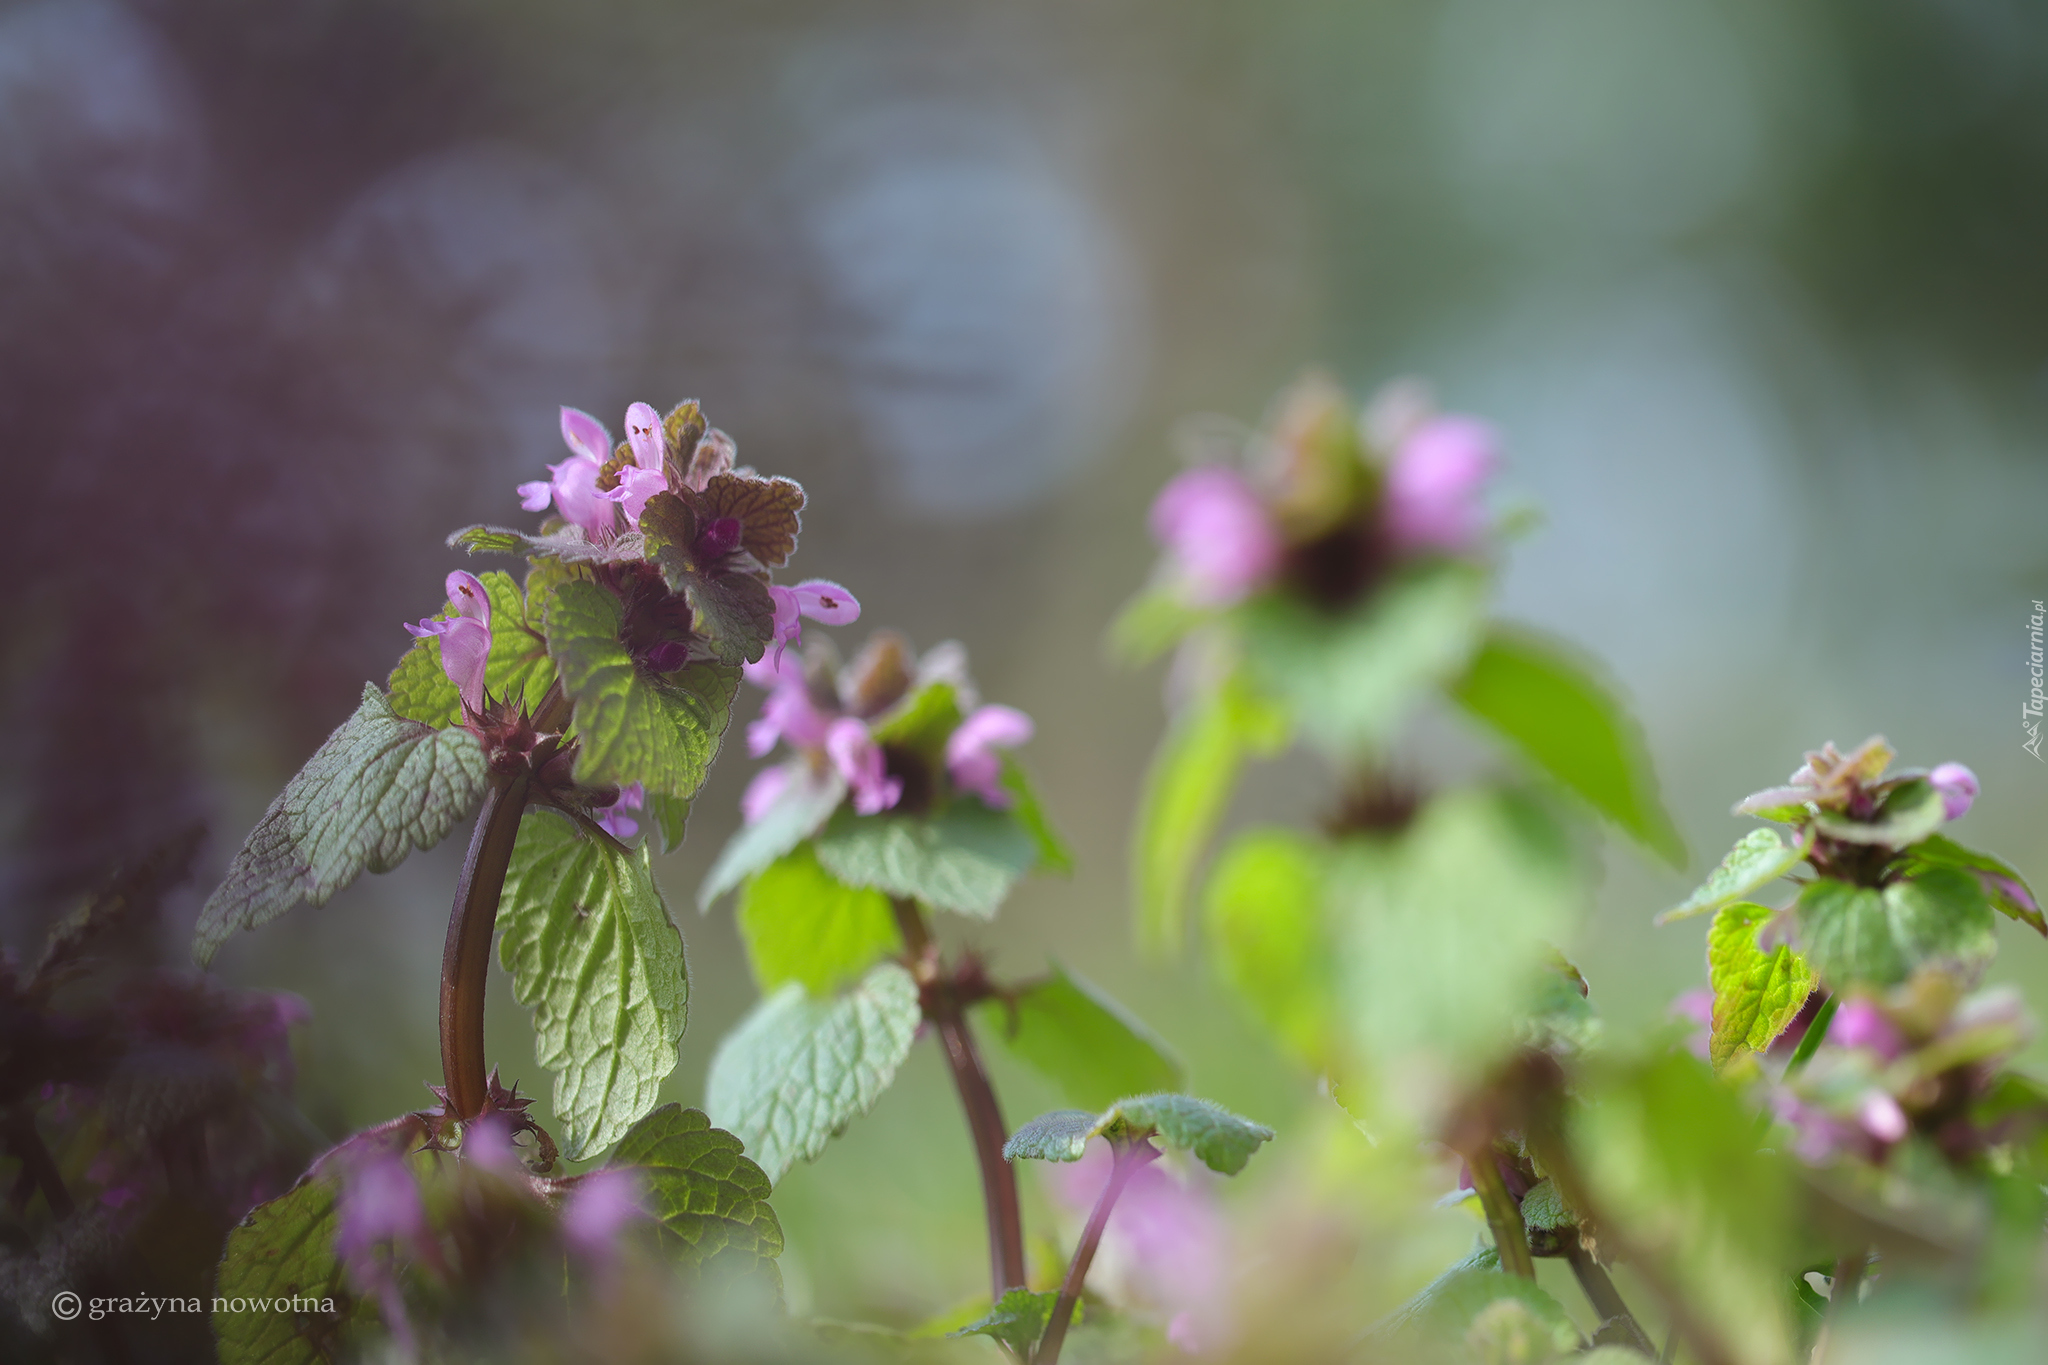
<box><xmin>439</xmin><ymin>768</ymin><xmax>532</xmax><ymax>1120</ymax></box>
<box><xmin>1566</xmin><ymin>1239</ymin><xmax>1654</xmax><ymax>1354</ymax></box>
<box><xmin>1784</xmin><ymin>994</ymin><xmax>1839</xmax><ymax>1078</ymax></box>
<box><xmin>1036</xmin><ymin>1140</ymin><xmax>1156</xmax><ymax>1365</ymax></box>
<box><xmin>1465</xmin><ymin>1148</ymin><xmax>1536</xmax><ymax>1280</ymax></box>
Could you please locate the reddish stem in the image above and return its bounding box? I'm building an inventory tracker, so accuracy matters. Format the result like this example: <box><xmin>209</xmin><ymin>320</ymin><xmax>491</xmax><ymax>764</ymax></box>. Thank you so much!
<box><xmin>1036</xmin><ymin>1140</ymin><xmax>1158</xmax><ymax>1365</ymax></box>
<box><xmin>439</xmin><ymin>768</ymin><xmax>532</xmax><ymax>1120</ymax></box>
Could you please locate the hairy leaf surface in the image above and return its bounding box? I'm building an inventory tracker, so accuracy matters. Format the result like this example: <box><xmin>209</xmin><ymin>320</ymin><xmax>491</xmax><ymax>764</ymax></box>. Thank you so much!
<box><xmin>813</xmin><ymin>801</ymin><xmax>1039</xmax><ymax>918</ymax></box>
<box><xmin>705</xmin><ymin>962</ymin><xmax>921</xmax><ymax>1185</ymax></box>
<box><xmin>1797</xmin><ymin>869</ymin><xmax>1997</xmax><ymax>989</ymax></box>
<box><xmin>499</xmin><ymin>808</ymin><xmax>688</xmax><ymax>1159</ymax></box>
<box><xmin>195</xmin><ymin>685</ymin><xmax>487</xmax><ymax>964</ymax></box>
<box><xmin>949</xmin><ymin>1289</ymin><xmax>1065</xmax><ymax>1353</ymax></box>
<box><xmin>544</xmin><ymin>578</ymin><xmax>740</xmax><ymax>799</ymax></box>
<box><xmin>607</xmin><ymin>1104</ymin><xmax>784</xmax><ymax>1274</ymax></box>
<box><xmin>698</xmin><ymin>764</ymin><xmax>848</xmax><ymax>910</ymax></box>
<box><xmin>1659</xmin><ymin>827</ymin><xmax>1808</xmax><ymax>925</ymax></box>
<box><xmin>1707</xmin><ymin>902</ymin><xmax>1815</xmax><ymax>1069</ymax></box>
<box><xmin>214</xmin><ymin>1176</ymin><xmax>376</xmax><ymax>1365</ymax></box>
<box><xmin>1003</xmin><ymin>1094</ymin><xmax>1273</xmax><ymax>1175</ymax></box>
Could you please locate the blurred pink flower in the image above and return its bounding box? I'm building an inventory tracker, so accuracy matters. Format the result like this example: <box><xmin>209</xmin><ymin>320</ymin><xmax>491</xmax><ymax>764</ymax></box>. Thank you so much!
<box><xmin>946</xmin><ymin>704</ymin><xmax>1033</xmax><ymax>808</ymax></box>
<box><xmin>1149</xmin><ymin>466</ymin><xmax>1282</xmax><ymax>608</ymax></box>
<box><xmin>1383</xmin><ymin>415</ymin><xmax>1496</xmax><ymax>554</ymax></box>
<box><xmin>1930</xmin><ymin>762</ymin><xmax>1978</xmax><ymax>821</ymax></box>
<box><xmin>403</xmin><ymin>570</ymin><xmax>491</xmax><ymax>714</ymax></box>
<box><xmin>827</xmin><ymin>717</ymin><xmax>902</xmax><ymax>816</ymax></box>
<box><xmin>1049</xmin><ymin>1143</ymin><xmax>1232</xmax><ymax>1353</ymax></box>
<box><xmin>518</xmin><ymin>406</ymin><xmax>617</xmax><ymax>539</ymax></box>
<box><xmin>1670</xmin><ymin>989</ymin><xmax>1713</xmax><ymax>1061</ymax></box>
<box><xmin>562</xmin><ymin>1169</ymin><xmax>646</xmax><ymax>1259</ymax></box>
<box><xmin>748</xmin><ymin>668</ymin><xmax>834</xmax><ymax>758</ymax></box>
<box><xmin>1828</xmin><ymin>1000</ymin><xmax>1904</xmax><ymax>1063</ymax></box>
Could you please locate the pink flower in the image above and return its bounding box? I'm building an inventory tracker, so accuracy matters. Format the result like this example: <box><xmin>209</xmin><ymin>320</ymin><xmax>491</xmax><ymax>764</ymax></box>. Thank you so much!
<box><xmin>827</xmin><ymin>717</ymin><xmax>902</xmax><ymax>815</ymax></box>
<box><xmin>1930</xmin><ymin>762</ymin><xmax>1978</xmax><ymax>821</ymax></box>
<box><xmin>562</xmin><ymin>1169</ymin><xmax>645</xmax><ymax>1259</ymax></box>
<box><xmin>1828</xmin><ymin>1000</ymin><xmax>1904</xmax><ymax>1063</ymax></box>
<box><xmin>1049</xmin><ymin>1144</ymin><xmax>1232</xmax><ymax>1349</ymax></box>
<box><xmin>404</xmin><ymin>570</ymin><xmax>492</xmax><ymax>714</ymax></box>
<box><xmin>749</xmin><ymin>676</ymin><xmax>833</xmax><ymax>758</ymax></box>
<box><xmin>1148</xmin><ymin>466</ymin><xmax>1282</xmax><ymax>607</ymax></box>
<box><xmin>767</xmin><ymin>579</ymin><xmax>861</xmax><ymax>662</ymax></box>
<box><xmin>741</xmin><ymin>764</ymin><xmax>793</xmax><ymax>824</ymax></box>
<box><xmin>1857</xmin><ymin>1090</ymin><xmax>1908</xmax><ymax>1143</ymax></box>
<box><xmin>1670</xmin><ymin>989</ymin><xmax>1714</xmax><ymax>1061</ymax></box>
<box><xmin>945</xmin><ymin>704</ymin><xmax>1033</xmax><ymax>808</ymax></box>
<box><xmin>598</xmin><ymin>401</ymin><xmax>670</xmax><ymax>529</ymax></box>
<box><xmin>518</xmin><ymin>407</ymin><xmax>618</xmax><ymax>539</ymax></box>
<box><xmin>595</xmin><ymin>782</ymin><xmax>645</xmax><ymax>841</ymax></box>
<box><xmin>1383</xmin><ymin>414</ymin><xmax>1496</xmax><ymax>554</ymax></box>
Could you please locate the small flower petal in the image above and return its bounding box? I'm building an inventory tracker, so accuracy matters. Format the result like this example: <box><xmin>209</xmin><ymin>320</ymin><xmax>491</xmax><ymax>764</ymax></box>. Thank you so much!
<box><xmin>946</xmin><ymin>704</ymin><xmax>1034</xmax><ymax>807</ymax></box>
<box><xmin>562</xmin><ymin>1169</ymin><xmax>645</xmax><ymax>1258</ymax></box>
<box><xmin>1857</xmin><ymin>1090</ymin><xmax>1908</xmax><ymax>1143</ymax></box>
<box><xmin>1384</xmin><ymin>414</ymin><xmax>1497</xmax><ymax>554</ymax></box>
<box><xmin>445</xmin><ymin>571</ymin><xmax>489</xmax><ymax>623</ymax></box>
<box><xmin>624</xmin><ymin>401</ymin><xmax>664</xmax><ymax>471</ymax></box>
<box><xmin>559</xmin><ymin>406</ymin><xmax>612</xmax><ymax>465</ymax></box>
<box><xmin>792</xmin><ymin>579</ymin><xmax>861</xmax><ymax>626</ymax></box>
<box><xmin>517</xmin><ymin>479</ymin><xmax>553</xmax><ymax>512</ymax></box>
<box><xmin>1828</xmin><ymin>999</ymin><xmax>1905</xmax><ymax>1062</ymax></box>
<box><xmin>741</xmin><ymin>764</ymin><xmax>792</xmax><ymax>824</ymax></box>
<box><xmin>1149</xmin><ymin>466</ymin><xmax>1282</xmax><ymax>607</ymax></box>
<box><xmin>1930</xmin><ymin>762</ymin><xmax>1978</xmax><ymax>821</ymax></box>
<box><xmin>827</xmin><ymin>717</ymin><xmax>901</xmax><ymax>815</ymax></box>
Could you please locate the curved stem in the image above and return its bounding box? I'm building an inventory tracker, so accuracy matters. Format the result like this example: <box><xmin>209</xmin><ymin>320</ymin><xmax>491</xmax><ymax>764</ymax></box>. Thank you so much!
<box><xmin>1037</xmin><ymin>1140</ymin><xmax>1156</xmax><ymax>1365</ymax></box>
<box><xmin>1566</xmin><ymin>1239</ymin><xmax>1654</xmax><ymax>1355</ymax></box>
<box><xmin>1464</xmin><ymin>1147</ymin><xmax>1535</xmax><ymax>1280</ymax></box>
<box><xmin>439</xmin><ymin>768</ymin><xmax>532</xmax><ymax>1120</ymax></box>
<box><xmin>892</xmin><ymin>898</ymin><xmax>1026</xmax><ymax>1299</ymax></box>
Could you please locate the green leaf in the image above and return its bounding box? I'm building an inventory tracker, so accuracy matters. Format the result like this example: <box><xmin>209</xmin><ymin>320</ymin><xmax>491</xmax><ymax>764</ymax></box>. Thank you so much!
<box><xmin>544</xmin><ymin>577</ymin><xmax>741</xmax><ymax>799</ymax></box>
<box><xmin>606</xmin><ymin>1104</ymin><xmax>784</xmax><ymax>1274</ymax></box>
<box><xmin>1518</xmin><ymin>1179</ymin><xmax>1574</xmax><ymax>1232</ymax></box>
<box><xmin>1106</xmin><ymin>584</ymin><xmax>1209</xmax><ymax>667</ymax></box>
<box><xmin>1706</xmin><ymin>902</ymin><xmax>1816</xmax><ymax>1070</ymax></box>
<box><xmin>1106</xmin><ymin>1094</ymin><xmax>1274</xmax><ymax>1173</ymax></box>
<box><xmin>498</xmin><ymin>808</ymin><xmax>689</xmax><ymax>1159</ymax></box>
<box><xmin>1812</xmin><ymin>778</ymin><xmax>1947</xmax><ymax>848</ymax></box>
<box><xmin>449</xmin><ymin>521</ymin><xmax>646</xmax><ymax>565</ymax></box>
<box><xmin>1339</xmin><ymin>790</ymin><xmax>1582</xmax><ymax>1083</ymax></box>
<box><xmin>867</xmin><ymin>679</ymin><xmax>965</xmax><ymax>754</ymax></box>
<box><xmin>1572</xmin><ymin>1050</ymin><xmax>1796</xmax><ymax>1365</ymax></box>
<box><xmin>1371</xmin><ymin>1248</ymin><xmax>1579</xmax><ymax>1355</ymax></box>
<box><xmin>1001</xmin><ymin>1109</ymin><xmax>1099</xmax><ymax>1162</ymax></box>
<box><xmin>194</xmin><ymin>685</ymin><xmax>487</xmax><ymax>964</ymax></box>
<box><xmin>214</xmin><ymin>1176</ymin><xmax>376</xmax><ymax>1365</ymax></box>
<box><xmin>697</xmin><ymin>472</ymin><xmax>806</xmax><ymax>569</ymax></box>
<box><xmin>1901</xmin><ymin>834</ymin><xmax>2046</xmax><ymax>936</ymax></box>
<box><xmin>1239</xmin><ymin>559</ymin><xmax>1489</xmax><ymax>757</ymax></box>
<box><xmin>1517</xmin><ymin>952</ymin><xmax>1604</xmax><ymax>1057</ymax></box>
<box><xmin>1450</xmin><ymin>625</ymin><xmax>1683</xmax><ymax>865</ymax></box>
<box><xmin>737</xmin><ymin>844</ymin><xmax>901</xmax><ymax>995</ymax></box>
<box><xmin>640</xmin><ymin>491</ymin><xmax>777</xmax><ymax>666</ymax></box>
<box><xmin>974</xmin><ymin>964</ymin><xmax>1184</xmax><ymax>1111</ymax></box>
<box><xmin>1796</xmin><ymin>868</ymin><xmax>1998</xmax><ymax>990</ymax></box>
<box><xmin>1002</xmin><ymin>757</ymin><xmax>1074</xmax><ymax>875</ymax></box>
<box><xmin>949</xmin><ymin>1288</ymin><xmax>1065</xmax><ymax>1353</ymax></box>
<box><xmin>697</xmin><ymin>766</ymin><xmax>849</xmax><ymax>910</ymax></box>
<box><xmin>1203</xmin><ymin>827</ymin><xmax>1336</xmax><ymax>1068</ymax></box>
<box><xmin>643</xmin><ymin>790</ymin><xmax>692</xmax><ymax>856</ymax></box>
<box><xmin>812</xmin><ymin>801</ymin><xmax>1039</xmax><ymax>919</ymax></box>
<box><xmin>1658</xmin><ymin>827</ymin><xmax>1810</xmax><ymax>925</ymax></box>
<box><xmin>1131</xmin><ymin>670</ymin><xmax>1290</xmax><ymax>957</ymax></box>
<box><xmin>704</xmin><ymin>961</ymin><xmax>922</xmax><ymax>1185</ymax></box>
<box><xmin>1004</xmin><ymin>1094</ymin><xmax>1274</xmax><ymax>1175</ymax></box>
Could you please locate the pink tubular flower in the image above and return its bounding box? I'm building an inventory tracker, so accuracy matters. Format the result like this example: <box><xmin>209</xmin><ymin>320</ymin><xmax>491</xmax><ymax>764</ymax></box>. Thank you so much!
<box><xmin>1383</xmin><ymin>414</ymin><xmax>1496</xmax><ymax>554</ymax></box>
<box><xmin>1049</xmin><ymin>1144</ymin><xmax>1232</xmax><ymax>1350</ymax></box>
<box><xmin>518</xmin><ymin>407</ymin><xmax>618</xmax><ymax>539</ymax></box>
<box><xmin>1930</xmin><ymin>762</ymin><xmax>1978</xmax><ymax>821</ymax></box>
<box><xmin>1148</xmin><ymin>466</ymin><xmax>1282</xmax><ymax>608</ymax></box>
<box><xmin>946</xmin><ymin>704</ymin><xmax>1034</xmax><ymax>808</ymax></box>
<box><xmin>598</xmin><ymin>401</ymin><xmax>670</xmax><ymax>529</ymax></box>
<box><xmin>404</xmin><ymin>571</ymin><xmax>492</xmax><ymax>714</ymax></box>
<box><xmin>827</xmin><ymin>717</ymin><xmax>902</xmax><ymax>815</ymax></box>
<box><xmin>595</xmin><ymin>782</ymin><xmax>645</xmax><ymax>841</ymax></box>
<box><xmin>741</xmin><ymin>764</ymin><xmax>793</xmax><ymax>824</ymax></box>
<box><xmin>1670</xmin><ymin>989</ymin><xmax>1714</xmax><ymax>1061</ymax></box>
<box><xmin>767</xmin><ymin>579</ymin><xmax>861</xmax><ymax>661</ymax></box>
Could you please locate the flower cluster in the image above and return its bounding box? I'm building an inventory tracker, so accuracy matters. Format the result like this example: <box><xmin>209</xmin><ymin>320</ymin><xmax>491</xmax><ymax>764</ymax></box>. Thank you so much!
<box><xmin>1770</xmin><ymin>975</ymin><xmax>2033</xmax><ymax>1166</ymax></box>
<box><xmin>1146</xmin><ymin>376</ymin><xmax>1497</xmax><ymax>611</ymax></box>
<box><xmin>740</xmin><ymin>632</ymin><xmax>1034</xmax><ymax>825</ymax></box>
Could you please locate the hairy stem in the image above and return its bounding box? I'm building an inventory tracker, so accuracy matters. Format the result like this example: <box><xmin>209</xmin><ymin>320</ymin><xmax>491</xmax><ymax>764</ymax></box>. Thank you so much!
<box><xmin>1811</xmin><ymin>1251</ymin><xmax>1866</xmax><ymax>1363</ymax></box>
<box><xmin>1038</xmin><ymin>1141</ymin><xmax>1157</xmax><ymax>1365</ymax></box>
<box><xmin>1464</xmin><ymin>1147</ymin><xmax>1535</xmax><ymax>1280</ymax></box>
<box><xmin>892</xmin><ymin>898</ymin><xmax>1027</xmax><ymax>1300</ymax></box>
<box><xmin>439</xmin><ymin>768</ymin><xmax>533</xmax><ymax>1121</ymax></box>
<box><xmin>1566</xmin><ymin>1239</ymin><xmax>1655</xmax><ymax>1355</ymax></box>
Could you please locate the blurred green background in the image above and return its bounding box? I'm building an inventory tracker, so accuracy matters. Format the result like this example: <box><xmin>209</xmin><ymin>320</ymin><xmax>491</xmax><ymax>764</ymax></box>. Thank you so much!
<box><xmin>5</xmin><ymin>0</ymin><xmax>2048</xmax><ymax>1332</ymax></box>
